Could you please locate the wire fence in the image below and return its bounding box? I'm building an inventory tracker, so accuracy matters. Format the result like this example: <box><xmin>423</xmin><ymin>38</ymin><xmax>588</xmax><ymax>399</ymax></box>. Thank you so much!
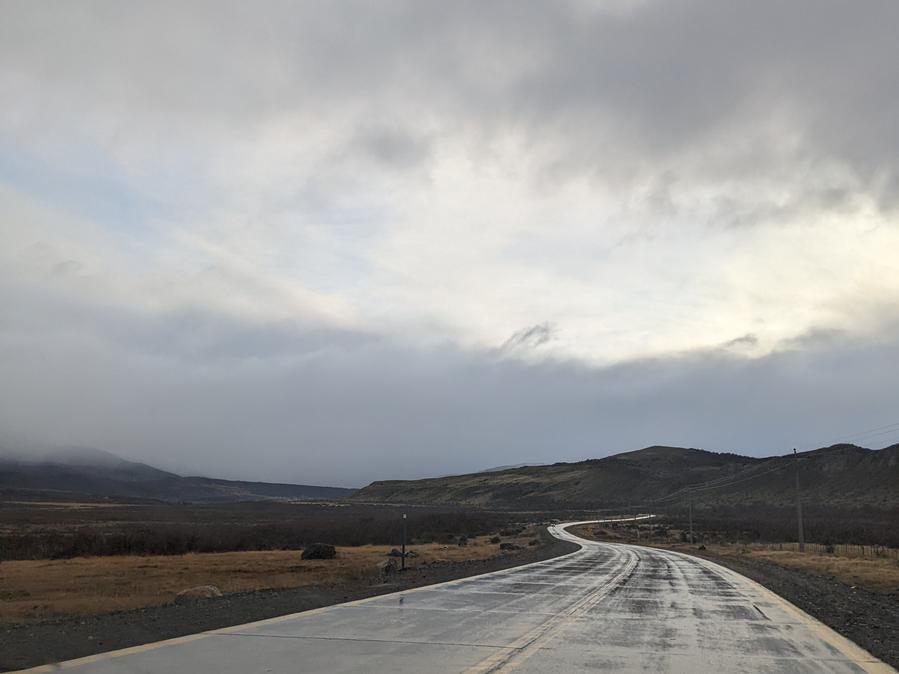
<box><xmin>739</xmin><ymin>541</ymin><xmax>899</xmax><ymax>560</ymax></box>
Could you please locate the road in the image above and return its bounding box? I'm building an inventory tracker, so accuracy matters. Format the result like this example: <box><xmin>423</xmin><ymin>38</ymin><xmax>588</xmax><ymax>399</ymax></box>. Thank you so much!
<box><xmin>19</xmin><ymin>522</ymin><xmax>893</xmax><ymax>673</ymax></box>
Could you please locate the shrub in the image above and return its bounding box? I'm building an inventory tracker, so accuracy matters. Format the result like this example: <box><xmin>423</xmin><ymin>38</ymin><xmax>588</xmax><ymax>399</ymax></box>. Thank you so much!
<box><xmin>301</xmin><ymin>543</ymin><xmax>336</xmax><ymax>560</ymax></box>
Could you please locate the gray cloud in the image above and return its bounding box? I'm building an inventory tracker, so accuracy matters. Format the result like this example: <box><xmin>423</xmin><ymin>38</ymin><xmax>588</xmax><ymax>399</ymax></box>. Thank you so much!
<box><xmin>352</xmin><ymin>125</ymin><xmax>434</xmax><ymax>172</ymax></box>
<box><xmin>0</xmin><ymin>275</ymin><xmax>376</xmax><ymax>363</ymax></box>
<box><xmin>499</xmin><ymin>322</ymin><xmax>556</xmax><ymax>353</ymax></box>
<box><xmin>721</xmin><ymin>333</ymin><xmax>758</xmax><ymax>350</ymax></box>
<box><xmin>3</xmin><ymin>1</ymin><xmax>899</xmax><ymax>215</ymax></box>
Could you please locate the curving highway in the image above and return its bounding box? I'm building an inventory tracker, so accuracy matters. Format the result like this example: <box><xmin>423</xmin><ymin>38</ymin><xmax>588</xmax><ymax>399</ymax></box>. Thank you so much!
<box><xmin>18</xmin><ymin>522</ymin><xmax>893</xmax><ymax>673</ymax></box>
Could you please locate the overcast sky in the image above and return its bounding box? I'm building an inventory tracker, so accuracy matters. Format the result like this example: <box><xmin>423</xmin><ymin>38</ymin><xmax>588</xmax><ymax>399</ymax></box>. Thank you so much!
<box><xmin>2</xmin><ymin>1</ymin><xmax>899</xmax><ymax>487</ymax></box>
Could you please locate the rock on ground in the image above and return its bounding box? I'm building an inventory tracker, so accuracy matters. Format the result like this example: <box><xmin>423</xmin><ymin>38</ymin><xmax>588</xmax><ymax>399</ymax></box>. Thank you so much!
<box><xmin>174</xmin><ymin>586</ymin><xmax>222</xmax><ymax>603</ymax></box>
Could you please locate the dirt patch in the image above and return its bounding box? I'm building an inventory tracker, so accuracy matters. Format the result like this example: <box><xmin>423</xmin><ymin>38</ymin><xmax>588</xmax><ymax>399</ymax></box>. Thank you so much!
<box><xmin>0</xmin><ymin>526</ymin><xmax>578</xmax><ymax>672</ymax></box>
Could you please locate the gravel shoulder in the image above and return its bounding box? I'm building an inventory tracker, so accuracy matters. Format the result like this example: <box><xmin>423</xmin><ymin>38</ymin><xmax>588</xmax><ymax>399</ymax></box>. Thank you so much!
<box><xmin>0</xmin><ymin>527</ymin><xmax>578</xmax><ymax>672</ymax></box>
<box><xmin>686</xmin><ymin>549</ymin><xmax>899</xmax><ymax>670</ymax></box>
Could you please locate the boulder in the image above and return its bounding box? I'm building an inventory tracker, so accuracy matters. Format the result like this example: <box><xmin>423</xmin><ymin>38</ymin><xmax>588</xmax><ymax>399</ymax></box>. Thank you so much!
<box><xmin>174</xmin><ymin>585</ymin><xmax>222</xmax><ymax>603</ymax></box>
<box><xmin>301</xmin><ymin>543</ymin><xmax>337</xmax><ymax>560</ymax></box>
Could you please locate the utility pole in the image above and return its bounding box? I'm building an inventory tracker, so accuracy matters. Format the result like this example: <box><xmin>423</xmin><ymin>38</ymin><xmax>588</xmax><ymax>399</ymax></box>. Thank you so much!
<box><xmin>688</xmin><ymin>498</ymin><xmax>694</xmax><ymax>545</ymax></box>
<box><xmin>793</xmin><ymin>449</ymin><xmax>805</xmax><ymax>553</ymax></box>
<box><xmin>401</xmin><ymin>512</ymin><xmax>407</xmax><ymax>571</ymax></box>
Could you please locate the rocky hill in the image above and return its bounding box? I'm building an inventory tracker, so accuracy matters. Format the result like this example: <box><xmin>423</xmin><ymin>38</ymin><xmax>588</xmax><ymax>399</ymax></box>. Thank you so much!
<box><xmin>352</xmin><ymin>444</ymin><xmax>899</xmax><ymax>510</ymax></box>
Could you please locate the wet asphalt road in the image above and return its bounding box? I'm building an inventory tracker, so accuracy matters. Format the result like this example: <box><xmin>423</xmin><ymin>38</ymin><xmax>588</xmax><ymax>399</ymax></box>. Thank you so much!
<box><xmin>19</xmin><ymin>522</ymin><xmax>893</xmax><ymax>673</ymax></box>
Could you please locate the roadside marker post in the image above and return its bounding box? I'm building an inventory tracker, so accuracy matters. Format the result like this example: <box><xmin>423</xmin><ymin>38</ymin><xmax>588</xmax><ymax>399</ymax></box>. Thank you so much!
<box><xmin>401</xmin><ymin>513</ymin><xmax>407</xmax><ymax>571</ymax></box>
<box><xmin>689</xmin><ymin>498</ymin><xmax>694</xmax><ymax>545</ymax></box>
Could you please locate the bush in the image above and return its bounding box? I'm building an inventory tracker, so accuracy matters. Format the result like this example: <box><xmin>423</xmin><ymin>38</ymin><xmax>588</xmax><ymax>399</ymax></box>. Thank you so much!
<box><xmin>301</xmin><ymin>543</ymin><xmax>336</xmax><ymax>560</ymax></box>
<box><xmin>489</xmin><ymin>536</ymin><xmax>501</xmax><ymax>544</ymax></box>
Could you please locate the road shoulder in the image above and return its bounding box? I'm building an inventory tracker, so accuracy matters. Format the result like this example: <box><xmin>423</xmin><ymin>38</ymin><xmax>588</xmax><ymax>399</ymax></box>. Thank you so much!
<box><xmin>693</xmin><ymin>549</ymin><xmax>898</xmax><ymax>671</ymax></box>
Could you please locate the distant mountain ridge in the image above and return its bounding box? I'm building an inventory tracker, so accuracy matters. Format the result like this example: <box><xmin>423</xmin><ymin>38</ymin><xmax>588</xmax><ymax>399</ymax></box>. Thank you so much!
<box><xmin>352</xmin><ymin>443</ymin><xmax>899</xmax><ymax>510</ymax></box>
<box><xmin>0</xmin><ymin>446</ymin><xmax>355</xmax><ymax>503</ymax></box>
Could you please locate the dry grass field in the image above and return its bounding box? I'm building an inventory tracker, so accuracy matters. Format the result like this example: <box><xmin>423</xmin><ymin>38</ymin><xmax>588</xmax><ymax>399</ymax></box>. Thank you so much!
<box><xmin>0</xmin><ymin>530</ymin><xmax>537</xmax><ymax>625</ymax></box>
<box><xmin>681</xmin><ymin>544</ymin><xmax>899</xmax><ymax>594</ymax></box>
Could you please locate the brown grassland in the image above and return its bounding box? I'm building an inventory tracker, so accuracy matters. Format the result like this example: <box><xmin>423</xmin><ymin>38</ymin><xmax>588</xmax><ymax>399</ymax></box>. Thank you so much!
<box><xmin>672</xmin><ymin>543</ymin><xmax>899</xmax><ymax>594</ymax></box>
<box><xmin>0</xmin><ymin>530</ymin><xmax>537</xmax><ymax>625</ymax></box>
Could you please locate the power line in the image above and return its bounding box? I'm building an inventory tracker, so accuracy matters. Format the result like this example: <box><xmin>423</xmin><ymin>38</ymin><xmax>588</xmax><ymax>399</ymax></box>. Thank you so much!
<box><xmin>842</xmin><ymin>420</ymin><xmax>899</xmax><ymax>441</ymax></box>
<box><xmin>845</xmin><ymin>426</ymin><xmax>899</xmax><ymax>444</ymax></box>
<box><xmin>684</xmin><ymin>463</ymin><xmax>791</xmax><ymax>493</ymax></box>
<box><xmin>800</xmin><ymin>418</ymin><xmax>899</xmax><ymax>450</ymax></box>
<box><xmin>641</xmin><ymin>461</ymin><xmax>791</xmax><ymax>507</ymax></box>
